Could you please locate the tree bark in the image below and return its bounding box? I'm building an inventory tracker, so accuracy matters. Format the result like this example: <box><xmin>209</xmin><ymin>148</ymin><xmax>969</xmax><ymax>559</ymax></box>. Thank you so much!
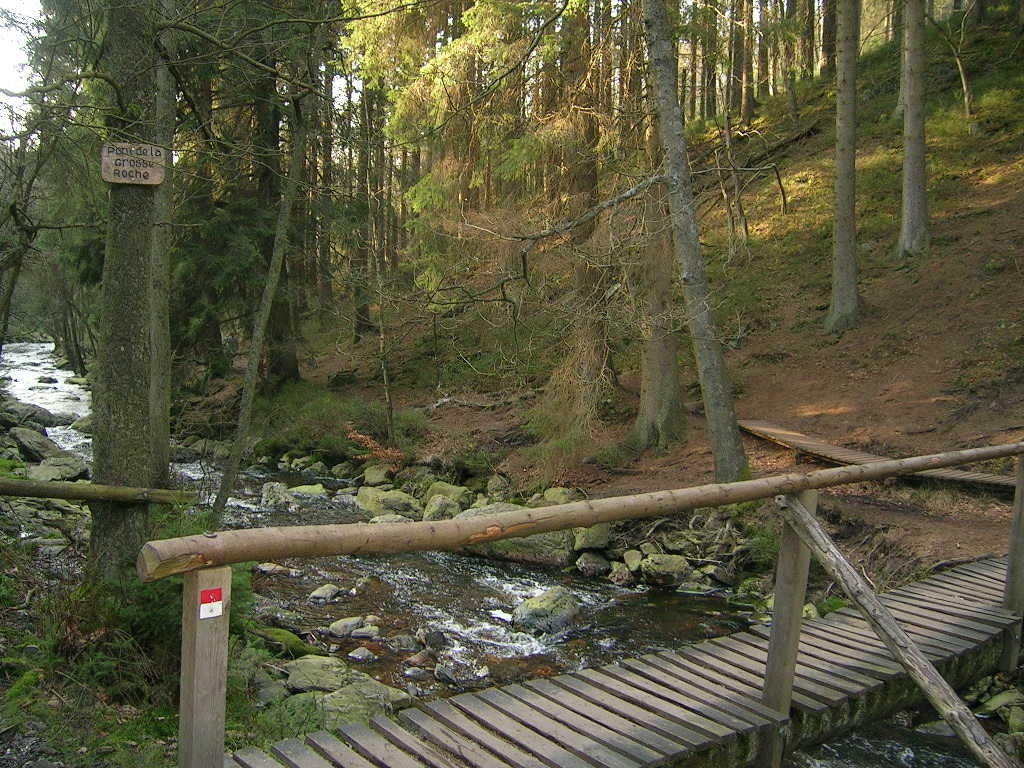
<box><xmin>633</xmin><ymin>128</ymin><xmax>685</xmax><ymax>451</ymax></box>
<box><xmin>757</xmin><ymin>0</ymin><xmax>771</xmax><ymax>98</ymax></box>
<box><xmin>741</xmin><ymin>0</ymin><xmax>757</xmax><ymax>124</ymax></box>
<box><xmin>90</xmin><ymin>0</ymin><xmax>170</xmax><ymax>582</ymax></box>
<box><xmin>825</xmin><ymin>0</ymin><xmax>861</xmax><ymax>333</ymax></box>
<box><xmin>897</xmin><ymin>0</ymin><xmax>929</xmax><ymax>258</ymax></box>
<box><xmin>643</xmin><ymin>0</ymin><xmax>749</xmax><ymax>482</ymax></box>
<box><xmin>821</xmin><ymin>0</ymin><xmax>838</xmax><ymax>75</ymax></box>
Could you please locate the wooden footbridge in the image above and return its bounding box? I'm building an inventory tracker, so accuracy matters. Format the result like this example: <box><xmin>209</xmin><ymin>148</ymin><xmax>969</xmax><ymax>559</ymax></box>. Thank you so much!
<box><xmin>135</xmin><ymin>439</ymin><xmax>1024</xmax><ymax>768</ymax></box>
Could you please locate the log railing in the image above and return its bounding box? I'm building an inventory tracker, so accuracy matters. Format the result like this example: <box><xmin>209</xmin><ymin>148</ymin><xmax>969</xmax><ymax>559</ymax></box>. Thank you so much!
<box><xmin>139</xmin><ymin>441</ymin><xmax>1024</xmax><ymax>768</ymax></box>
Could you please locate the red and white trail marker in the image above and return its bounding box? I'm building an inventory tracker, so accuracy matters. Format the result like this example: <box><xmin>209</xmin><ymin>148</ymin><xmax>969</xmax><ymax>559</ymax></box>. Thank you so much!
<box><xmin>199</xmin><ymin>587</ymin><xmax>224</xmax><ymax>619</ymax></box>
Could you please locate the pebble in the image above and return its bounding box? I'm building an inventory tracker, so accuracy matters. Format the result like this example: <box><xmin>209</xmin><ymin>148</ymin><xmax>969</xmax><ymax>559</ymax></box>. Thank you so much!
<box><xmin>308</xmin><ymin>584</ymin><xmax>343</xmax><ymax>602</ymax></box>
<box><xmin>348</xmin><ymin>647</ymin><xmax>377</xmax><ymax>663</ymax></box>
<box><xmin>350</xmin><ymin>625</ymin><xmax>379</xmax><ymax>640</ymax></box>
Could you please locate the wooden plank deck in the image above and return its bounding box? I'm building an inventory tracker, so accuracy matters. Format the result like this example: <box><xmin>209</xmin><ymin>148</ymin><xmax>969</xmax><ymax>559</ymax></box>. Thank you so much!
<box><xmin>228</xmin><ymin>559</ymin><xmax>1020</xmax><ymax>767</ymax></box>
<box><xmin>738</xmin><ymin>419</ymin><xmax>1016</xmax><ymax>489</ymax></box>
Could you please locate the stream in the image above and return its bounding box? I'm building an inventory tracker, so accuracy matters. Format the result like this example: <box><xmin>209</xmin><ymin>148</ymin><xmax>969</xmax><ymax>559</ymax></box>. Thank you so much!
<box><xmin>0</xmin><ymin>341</ymin><xmax>984</xmax><ymax>766</ymax></box>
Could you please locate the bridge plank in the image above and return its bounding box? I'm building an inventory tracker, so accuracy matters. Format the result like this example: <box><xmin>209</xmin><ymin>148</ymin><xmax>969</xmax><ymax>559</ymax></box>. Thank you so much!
<box><xmin>633</xmin><ymin>653</ymin><xmax>786</xmax><ymax>725</ymax></box>
<box><xmin>271</xmin><ymin>738</ymin><xmax>336</xmax><ymax>768</ymax></box>
<box><xmin>521</xmin><ymin>678</ymin><xmax>686</xmax><ymax>758</ymax></box>
<box><xmin>371</xmin><ymin>715</ymin><xmax>471</xmax><ymax>768</ymax></box>
<box><xmin>909</xmin><ymin>574</ymin><xmax>1006</xmax><ymax>605</ymax></box>
<box><xmin>399</xmin><ymin>708</ymin><xmax>516</xmax><ymax>768</ymax></box>
<box><xmin>593</xmin><ymin>664</ymin><xmax>757</xmax><ymax>733</ymax></box>
<box><xmin>549</xmin><ymin>674</ymin><xmax>716</xmax><ymax>748</ymax></box>
<box><xmin>720</xmin><ymin>633</ymin><xmax>880</xmax><ymax>696</ymax></box>
<box><xmin>450</xmin><ymin>693</ymin><xmax>595</xmax><ymax>768</ymax></box>
<box><xmin>499</xmin><ymin>683</ymin><xmax>667</xmax><ymax>766</ymax></box>
<box><xmin>475</xmin><ymin>687</ymin><xmax>644</xmax><ymax>768</ymax></box>
<box><xmin>926</xmin><ymin>571</ymin><xmax>1004</xmax><ymax>600</ymax></box>
<box><xmin>818</xmin><ymin>612</ymin><xmax>958</xmax><ymax>658</ymax></box>
<box><xmin>618</xmin><ymin>657</ymin><xmax>778</xmax><ymax>727</ymax></box>
<box><xmin>897</xmin><ymin>581</ymin><xmax>1007</xmax><ymax>614</ymax></box>
<box><xmin>957</xmin><ymin>562</ymin><xmax>1007</xmax><ymax>584</ymax></box>
<box><xmin>233</xmin><ymin>747</ymin><xmax>287</xmax><ymax>768</ymax></box>
<box><xmin>304</xmin><ymin>731</ymin><xmax>378</xmax><ymax>768</ymax></box>
<box><xmin>832</xmin><ymin>607</ymin><xmax>981</xmax><ymax>649</ymax></box>
<box><xmin>656</xmin><ymin>649</ymin><xmax>772</xmax><ymax>703</ymax></box>
<box><xmin>895</xmin><ymin>583</ymin><xmax>1016</xmax><ymax>621</ymax></box>
<box><xmin>576</xmin><ymin>667</ymin><xmax>738</xmax><ymax>740</ymax></box>
<box><xmin>337</xmin><ymin>722</ymin><xmax>428</xmax><ymax>768</ymax></box>
<box><xmin>709</xmin><ymin>636</ymin><xmax>852</xmax><ymax>704</ymax></box>
<box><xmin>882</xmin><ymin>592</ymin><xmax>1014</xmax><ymax>629</ymax></box>
<box><xmin>789</xmin><ymin>621</ymin><xmax>906</xmax><ymax>667</ymax></box>
<box><xmin>871</xmin><ymin>600</ymin><xmax>995</xmax><ymax>642</ymax></box>
<box><xmin>420</xmin><ymin>700</ymin><xmax>547</xmax><ymax>768</ymax></box>
<box><xmin>747</xmin><ymin>624</ymin><xmax>902</xmax><ymax>679</ymax></box>
<box><xmin>671</xmin><ymin>644</ymin><xmax>829</xmax><ymax>713</ymax></box>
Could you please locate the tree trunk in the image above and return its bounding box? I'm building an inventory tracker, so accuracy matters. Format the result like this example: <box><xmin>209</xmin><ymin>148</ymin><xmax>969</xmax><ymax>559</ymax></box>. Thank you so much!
<box><xmin>821</xmin><ymin>0</ymin><xmax>838</xmax><ymax>75</ymax></box>
<box><xmin>90</xmin><ymin>0</ymin><xmax>169</xmax><ymax>582</ymax></box>
<box><xmin>643</xmin><ymin>0</ymin><xmax>749</xmax><ymax>483</ymax></box>
<box><xmin>825</xmin><ymin>0</ymin><xmax>861</xmax><ymax>333</ymax></box>
<box><xmin>634</xmin><ymin>123</ymin><xmax>685</xmax><ymax>451</ymax></box>
<box><xmin>757</xmin><ymin>0</ymin><xmax>771</xmax><ymax>98</ymax></box>
<box><xmin>897</xmin><ymin>0</ymin><xmax>929</xmax><ymax>258</ymax></box>
<box><xmin>802</xmin><ymin>0</ymin><xmax>817</xmax><ymax>77</ymax></box>
<box><xmin>741</xmin><ymin>0</ymin><xmax>756</xmax><ymax>124</ymax></box>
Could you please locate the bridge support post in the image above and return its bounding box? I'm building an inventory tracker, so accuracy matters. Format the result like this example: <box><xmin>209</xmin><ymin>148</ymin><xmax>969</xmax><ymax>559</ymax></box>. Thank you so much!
<box><xmin>179</xmin><ymin>565</ymin><xmax>232</xmax><ymax>768</ymax></box>
<box><xmin>1001</xmin><ymin>457</ymin><xmax>1024</xmax><ymax>671</ymax></box>
<box><xmin>757</xmin><ymin>490</ymin><xmax>815</xmax><ymax>768</ymax></box>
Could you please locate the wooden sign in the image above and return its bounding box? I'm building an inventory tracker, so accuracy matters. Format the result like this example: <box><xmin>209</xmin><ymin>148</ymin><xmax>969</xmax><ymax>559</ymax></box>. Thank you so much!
<box><xmin>101</xmin><ymin>142</ymin><xmax>166</xmax><ymax>185</ymax></box>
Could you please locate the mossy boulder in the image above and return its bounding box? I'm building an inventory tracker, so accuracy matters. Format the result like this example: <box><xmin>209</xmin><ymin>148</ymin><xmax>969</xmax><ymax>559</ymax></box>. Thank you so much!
<box><xmin>284</xmin><ymin>655</ymin><xmax>355</xmax><ymax>693</ymax></box>
<box><xmin>512</xmin><ymin>586</ymin><xmax>581</xmax><ymax>634</ymax></box>
<box><xmin>288</xmin><ymin>677</ymin><xmax>411</xmax><ymax>728</ymax></box>
<box><xmin>362</xmin><ymin>465</ymin><xmax>393</xmax><ymax>486</ymax></box>
<box><xmin>423</xmin><ymin>481</ymin><xmax>473</xmax><ymax>509</ymax></box>
<box><xmin>356</xmin><ymin>487</ymin><xmax>423</xmax><ymax>520</ymax></box>
<box><xmin>423</xmin><ymin>495</ymin><xmax>462</xmax><ymax>521</ymax></box>
<box><xmin>573</xmin><ymin>523</ymin><xmax>610</xmax><ymax>551</ymax></box>
<box><xmin>456</xmin><ymin>503</ymin><xmax>574</xmax><ymax>567</ymax></box>
<box><xmin>638</xmin><ymin>554</ymin><xmax>694</xmax><ymax>585</ymax></box>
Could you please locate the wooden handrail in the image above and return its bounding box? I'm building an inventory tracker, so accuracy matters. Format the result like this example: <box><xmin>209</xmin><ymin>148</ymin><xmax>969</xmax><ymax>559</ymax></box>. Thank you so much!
<box><xmin>0</xmin><ymin>477</ymin><xmax>195</xmax><ymax>505</ymax></box>
<box><xmin>138</xmin><ymin>440</ymin><xmax>1024</xmax><ymax>582</ymax></box>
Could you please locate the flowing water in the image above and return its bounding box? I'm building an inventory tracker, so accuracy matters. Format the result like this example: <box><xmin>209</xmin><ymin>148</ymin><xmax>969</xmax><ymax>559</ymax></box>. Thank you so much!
<box><xmin>1</xmin><ymin>342</ymin><xmax>985</xmax><ymax>765</ymax></box>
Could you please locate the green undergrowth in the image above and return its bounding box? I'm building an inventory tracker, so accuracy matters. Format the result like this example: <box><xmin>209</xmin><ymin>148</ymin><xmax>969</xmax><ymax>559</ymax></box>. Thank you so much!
<box><xmin>0</xmin><ymin>508</ymin><xmax>259</xmax><ymax>767</ymax></box>
<box><xmin>251</xmin><ymin>380</ymin><xmax>428</xmax><ymax>462</ymax></box>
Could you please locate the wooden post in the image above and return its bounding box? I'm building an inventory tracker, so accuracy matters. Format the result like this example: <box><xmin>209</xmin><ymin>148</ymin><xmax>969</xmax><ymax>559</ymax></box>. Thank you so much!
<box><xmin>179</xmin><ymin>566</ymin><xmax>232</xmax><ymax>768</ymax></box>
<box><xmin>1001</xmin><ymin>456</ymin><xmax>1024</xmax><ymax>671</ymax></box>
<box><xmin>758</xmin><ymin>489</ymin><xmax>815</xmax><ymax>768</ymax></box>
<box><xmin>776</xmin><ymin>494</ymin><xmax>1021</xmax><ymax>768</ymax></box>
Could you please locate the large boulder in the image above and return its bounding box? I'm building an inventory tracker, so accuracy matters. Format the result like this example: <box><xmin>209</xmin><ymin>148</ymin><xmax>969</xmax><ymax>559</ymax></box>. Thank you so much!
<box><xmin>423</xmin><ymin>481</ymin><xmax>473</xmax><ymax>510</ymax></box>
<box><xmin>286</xmin><ymin>677</ymin><xmax>411</xmax><ymax>729</ymax></box>
<box><xmin>456</xmin><ymin>504</ymin><xmax>574</xmax><ymax>567</ymax></box>
<box><xmin>573</xmin><ymin>523</ymin><xmax>610</xmax><ymax>551</ymax></box>
<box><xmin>27</xmin><ymin>455</ymin><xmax>90</xmax><ymax>482</ymax></box>
<box><xmin>356</xmin><ymin>487</ymin><xmax>423</xmax><ymax>520</ymax></box>
<box><xmin>1</xmin><ymin>400</ymin><xmax>73</xmax><ymax>428</ymax></box>
<box><xmin>9</xmin><ymin>427</ymin><xmax>65</xmax><ymax>462</ymax></box>
<box><xmin>423</xmin><ymin>495</ymin><xmax>461</xmax><ymax>522</ymax></box>
<box><xmin>639</xmin><ymin>554</ymin><xmax>694</xmax><ymax>585</ymax></box>
<box><xmin>362</xmin><ymin>465</ymin><xmax>393</xmax><ymax>486</ymax></box>
<box><xmin>512</xmin><ymin>586</ymin><xmax>581</xmax><ymax>634</ymax></box>
<box><xmin>284</xmin><ymin>655</ymin><xmax>355</xmax><ymax>693</ymax></box>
